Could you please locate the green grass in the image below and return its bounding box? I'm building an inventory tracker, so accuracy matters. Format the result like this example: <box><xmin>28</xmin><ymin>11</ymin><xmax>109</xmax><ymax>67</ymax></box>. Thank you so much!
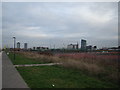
<box><xmin>8</xmin><ymin>52</ymin><xmax>47</xmax><ymax>65</ymax></box>
<box><xmin>17</xmin><ymin>66</ymin><xmax>118</xmax><ymax>88</ymax></box>
<box><xmin>8</xmin><ymin>52</ymin><xmax>119</xmax><ymax>88</ymax></box>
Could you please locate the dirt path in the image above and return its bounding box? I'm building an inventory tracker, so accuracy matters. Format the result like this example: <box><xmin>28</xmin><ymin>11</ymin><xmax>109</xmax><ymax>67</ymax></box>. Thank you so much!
<box><xmin>14</xmin><ymin>63</ymin><xmax>62</xmax><ymax>67</ymax></box>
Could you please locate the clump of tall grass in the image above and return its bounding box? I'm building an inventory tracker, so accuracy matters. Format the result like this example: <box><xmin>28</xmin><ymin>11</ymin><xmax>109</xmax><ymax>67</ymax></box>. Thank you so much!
<box><xmin>56</xmin><ymin>53</ymin><xmax>119</xmax><ymax>84</ymax></box>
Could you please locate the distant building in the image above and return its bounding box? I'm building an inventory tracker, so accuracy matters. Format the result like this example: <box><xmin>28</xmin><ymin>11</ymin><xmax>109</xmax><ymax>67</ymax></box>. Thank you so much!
<box><xmin>81</xmin><ymin>39</ymin><xmax>87</xmax><ymax>51</ymax></box>
<box><xmin>108</xmin><ymin>47</ymin><xmax>119</xmax><ymax>51</ymax></box>
<box><xmin>86</xmin><ymin>45</ymin><xmax>92</xmax><ymax>51</ymax></box>
<box><xmin>67</xmin><ymin>43</ymin><xmax>78</xmax><ymax>49</ymax></box>
<box><xmin>36</xmin><ymin>46</ymin><xmax>49</xmax><ymax>51</ymax></box>
<box><xmin>24</xmin><ymin>43</ymin><xmax>27</xmax><ymax>50</ymax></box>
<box><xmin>67</xmin><ymin>44</ymin><xmax>73</xmax><ymax>49</ymax></box>
<box><xmin>17</xmin><ymin>42</ymin><xmax>20</xmax><ymax>49</ymax></box>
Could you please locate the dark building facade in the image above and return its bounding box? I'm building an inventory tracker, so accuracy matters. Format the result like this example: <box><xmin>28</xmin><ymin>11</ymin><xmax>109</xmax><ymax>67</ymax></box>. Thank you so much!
<box><xmin>24</xmin><ymin>43</ymin><xmax>27</xmax><ymax>50</ymax></box>
<box><xmin>17</xmin><ymin>42</ymin><xmax>20</xmax><ymax>49</ymax></box>
<box><xmin>81</xmin><ymin>39</ymin><xmax>87</xmax><ymax>51</ymax></box>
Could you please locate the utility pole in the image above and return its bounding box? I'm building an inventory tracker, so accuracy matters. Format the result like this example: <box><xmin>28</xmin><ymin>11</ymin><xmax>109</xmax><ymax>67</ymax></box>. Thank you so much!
<box><xmin>13</xmin><ymin>37</ymin><xmax>16</xmax><ymax>60</ymax></box>
<box><xmin>63</xmin><ymin>43</ymin><xmax>65</xmax><ymax>53</ymax></box>
<box><xmin>54</xmin><ymin>44</ymin><xmax>55</xmax><ymax>49</ymax></box>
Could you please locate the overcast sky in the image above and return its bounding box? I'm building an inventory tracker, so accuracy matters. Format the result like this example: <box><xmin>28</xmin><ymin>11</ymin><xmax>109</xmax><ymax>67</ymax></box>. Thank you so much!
<box><xmin>2</xmin><ymin>2</ymin><xmax>118</xmax><ymax>49</ymax></box>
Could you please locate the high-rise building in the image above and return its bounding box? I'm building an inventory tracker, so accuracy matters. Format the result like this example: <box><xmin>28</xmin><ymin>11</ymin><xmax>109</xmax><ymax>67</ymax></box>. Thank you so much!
<box><xmin>24</xmin><ymin>43</ymin><xmax>27</xmax><ymax>50</ymax></box>
<box><xmin>17</xmin><ymin>42</ymin><xmax>20</xmax><ymax>49</ymax></box>
<box><xmin>81</xmin><ymin>39</ymin><xmax>87</xmax><ymax>51</ymax></box>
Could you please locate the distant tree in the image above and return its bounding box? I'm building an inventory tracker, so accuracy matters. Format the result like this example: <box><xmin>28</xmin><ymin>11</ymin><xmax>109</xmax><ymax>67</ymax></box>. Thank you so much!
<box><xmin>95</xmin><ymin>46</ymin><xmax>97</xmax><ymax>48</ymax></box>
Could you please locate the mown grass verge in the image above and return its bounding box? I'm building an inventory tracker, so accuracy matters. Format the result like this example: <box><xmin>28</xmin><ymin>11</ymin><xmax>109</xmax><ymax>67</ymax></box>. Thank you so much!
<box><xmin>17</xmin><ymin>65</ymin><xmax>118</xmax><ymax>88</ymax></box>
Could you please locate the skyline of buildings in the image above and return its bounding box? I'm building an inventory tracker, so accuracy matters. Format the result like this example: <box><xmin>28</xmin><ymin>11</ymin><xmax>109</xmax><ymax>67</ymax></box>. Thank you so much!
<box><xmin>1</xmin><ymin>37</ymin><xmax>119</xmax><ymax>52</ymax></box>
<box><xmin>1</xmin><ymin>37</ymin><xmax>119</xmax><ymax>50</ymax></box>
<box><xmin>6</xmin><ymin>38</ymin><xmax>119</xmax><ymax>51</ymax></box>
<box><xmin>14</xmin><ymin>39</ymin><xmax>90</xmax><ymax>50</ymax></box>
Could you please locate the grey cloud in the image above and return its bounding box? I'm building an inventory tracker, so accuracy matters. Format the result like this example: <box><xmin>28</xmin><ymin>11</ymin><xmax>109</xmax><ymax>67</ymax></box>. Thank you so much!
<box><xmin>2</xmin><ymin>2</ymin><xmax>118</xmax><ymax>48</ymax></box>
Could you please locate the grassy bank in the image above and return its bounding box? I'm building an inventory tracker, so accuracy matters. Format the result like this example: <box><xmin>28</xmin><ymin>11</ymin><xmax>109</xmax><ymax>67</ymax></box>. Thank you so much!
<box><xmin>8</xmin><ymin>51</ymin><xmax>119</xmax><ymax>87</ymax></box>
<box><xmin>17</xmin><ymin>66</ymin><xmax>118</xmax><ymax>88</ymax></box>
<box><xmin>16</xmin><ymin>51</ymin><xmax>119</xmax><ymax>84</ymax></box>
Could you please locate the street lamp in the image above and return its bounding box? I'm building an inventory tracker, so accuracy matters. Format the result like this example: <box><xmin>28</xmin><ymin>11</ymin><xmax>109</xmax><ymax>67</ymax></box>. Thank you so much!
<box><xmin>13</xmin><ymin>37</ymin><xmax>16</xmax><ymax>60</ymax></box>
